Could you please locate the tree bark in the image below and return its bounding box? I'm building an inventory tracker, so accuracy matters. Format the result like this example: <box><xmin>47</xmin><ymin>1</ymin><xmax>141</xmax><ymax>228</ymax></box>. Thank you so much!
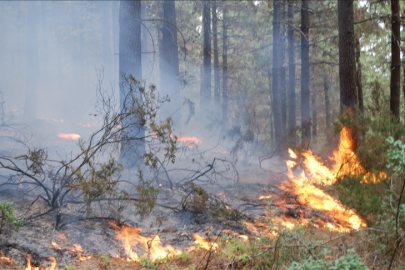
<box><xmin>338</xmin><ymin>0</ymin><xmax>357</xmax><ymax>114</ymax></box>
<box><xmin>272</xmin><ymin>0</ymin><xmax>284</xmax><ymax>145</ymax></box>
<box><xmin>101</xmin><ymin>1</ymin><xmax>113</xmax><ymax>82</ymax></box>
<box><xmin>287</xmin><ymin>0</ymin><xmax>296</xmax><ymax>146</ymax></box>
<box><xmin>200</xmin><ymin>0</ymin><xmax>211</xmax><ymax>110</ymax></box>
<box><xmin>301</xmin><ymin>0</ymin><xmax>311</xmax><ymax>147</ymax></box>
<box><xmin>119</xmin><ymin>0</ymin><xmax>144</xmax><ymax>168</ymax></box>
<box><xmin>159</xmin><ymin>0</ymin><xmax>181</xmax><ymax>126</ymax></box>
<box><xmin>213</xmin><ymin>3</ymin><xmax>220</xmax><ymax>117</ymax></box>
<box><xmin>355</xmin><ymin>38</ymin><xmax>364</xmax><ymax>113</ymax></box>
<box><xmin>280</xmin><ymin>0</ymin><xmax>287</xmax><ymax>129</ymax></box>
<box><xmin>222</xmin><ymin>6</ymin><xmax>228</xmax><ymax>122</ymax></box>
<box><xmin>390</xmin><ymin>0</ymin><xmax>400</xmax><ymax>120</ymax></box>
<box><xmin>324</xmin><ymin>71</ymin><xmax>331</xmax><ymax>133</ymax></box>
<box><xmin>24</xmin><ymin>1</ymin><xmax>39</xmax><ymax>120</ymax></box>
<box><xmin>338</xmin><ymin>0</ymin><xmax>357</xmax><ymax>151</ymax></box>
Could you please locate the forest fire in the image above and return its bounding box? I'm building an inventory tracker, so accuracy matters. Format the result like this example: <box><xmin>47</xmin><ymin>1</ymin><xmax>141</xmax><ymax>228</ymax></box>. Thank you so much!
<box><xmin>57</xmin><ymin>133</ymin><xmax>81</xmax><ymax>140</ymax></box>
<box><xmin>258</xmin><ymin>127</ymin><xmax>370</xmax><ymax>232</ymax></box>
<box><xmin>0</xmin><ymin>255</ymin><xmax>12</xmax><ymax>266</ymax></box>
<box><xmin>107</xmin><ymin>221</ymin><xmax>182</xmax><ymax>261</ymax></box>
<box><xmin>24</xmin><ymin>256</ymin><xmax>56</xmax><ymax>270</ymax></box>
<box><xmin>191</xmin><ymin>233</ymin><xmax>218</xmax><ymax>251</ymax></box>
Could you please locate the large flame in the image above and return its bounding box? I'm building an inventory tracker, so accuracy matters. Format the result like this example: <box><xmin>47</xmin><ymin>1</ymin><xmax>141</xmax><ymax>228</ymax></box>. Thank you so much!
<box><xmin>57</xmin><ymin>133</ymin><xmax>81</xmax><ymax>140</ymax></box>
<box><xmin>107</xmin><ymin>221</ymin><xmax>181</xmax><ymax>261</ymax></box>
<box><xmin>258</xmin><ymin>127</ymin><xmax>372</xmax><ymax>233</ymax></box>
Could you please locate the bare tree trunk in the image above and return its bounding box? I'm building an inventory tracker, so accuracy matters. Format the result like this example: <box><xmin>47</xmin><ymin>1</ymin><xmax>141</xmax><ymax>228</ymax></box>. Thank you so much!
<box><xmin>24</xmin><ymin>1</ymin><xmax>39</xmax><ymax>120</ymax></box>
<box><xmin>280</xmin><ymin>0</ymin><xmax>287</xmax><ymax>129</ymax></box>
<box><xmin>200</xmin><ymin>0</ymin><xmax>211</xmax><ymax>110</ymax></box>
<box><xmin>355</xmin><ymin>38</ymin><xmax>364</xmax><ymax>113</ymax></box>
<box><xmin>213</xmin><ymin>3</ymin><xmax>220</xmax><ymax>117</ymax></box>
<box><xmin>390</xmin><ymin>0</ymin><xmax>400</xmax><ymax>120</ymax></box>
<box><xmin>101</xmin><ymin>1</ymin><xmax>113</xmax><ymax>82</ymax></box>
<box><xmin>287</xmin><ymin>0</ymin><xmax>296</xmax><ymax>146</ymax></box>
<box><xmin>324</xmin><ymin>71</ymin><xmax>331</xmax><ymax>133</ymax></box>
<box><xmin>311</xmin><ymin>93</ymin><xmax>317</xmax><ymax>138</ymax></box>
<box><xmin>301</xmin><ymin>0</ymin><xmax>311</xmax><ymax>147</ymax></box>
<box><xmin>159</xmin><ymin>0</ymin><xmax>181</xmax><ymax>126</ymax></box>
<box><xmin>338</xmin><ymin>0</ymin><xmax>357</xmax><ymax>150</ymax></box>
<box><xmin>119</xmin><ymin>0</ymin><xmax>144</xmax><ymax>168</ymax></box>
<box><xmin>222</xmin><ymin>6</ymin><xmax>228</xmax><ymax>122</ymax></box>
<box><xmin>272</xmin><ymin>0</ymin><xmax>284</xmax><ymax>145</ymax></box>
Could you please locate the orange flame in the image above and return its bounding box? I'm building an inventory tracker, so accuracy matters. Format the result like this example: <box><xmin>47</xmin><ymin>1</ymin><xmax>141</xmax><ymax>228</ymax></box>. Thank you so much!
<box><xmin>58</xmin><ymin>133</ymin><xmax>81</xmax><ymax>140</ymax></box>
<box><xmin>51</xmin><ymin>241</ymin><xmax>60</xmax><ymax>250</ymax></box>
<box><xmin>108</xmin><ymin>221</ymin><xmax>181</xmax><ymax>261</ymax></box>
<box><xmin>0</xmin><ymin>256</ymin><xmax>12</xmax><ymax>265</ymax></box>
<box><xmin>24</xmin><ymin>256</ymin><xmax>56</xmax><ymax>270</ymax></box>
<box><xmin>192</xmin><ymin>233</ymin><xmax>218</xmax><ymax>250</ymax></box>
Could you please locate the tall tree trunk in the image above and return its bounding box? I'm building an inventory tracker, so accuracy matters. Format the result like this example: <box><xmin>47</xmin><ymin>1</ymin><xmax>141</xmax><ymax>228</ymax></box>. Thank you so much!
<box><xmin>324</xmin><ymin>71</ymin><xmax>331</xmax><ymax>133</ymax></box>
<box><xmin>390</xmin><ymin>0</ymin><xmax>400</xmax><ymax>120</ymax></box>
<box><xmin>119</xmin><ymin>0</ymin><xmax>144</xmax><ymax>168</ymax></box>
<box><xmin>280</xmin><ymin>0</ymin><xmax>287</xmax><ymax>129</ymax></box>
<box><xmin>159</xmin><ymin>0</ymin><xmax>181</xmax><ymax>126</ymax></box>
<box><xmin>311</xmin><ymin>93</ymin><xmax>317</xmax><ymax>138</ymax></box>
<box><xmin>287</xmin><ymin>0</ymin><xmax>296</xmax><ymax>146</ymax></box>
<box><xmin>24</xmin><ymin>1</ymin><xmax>39</xmax><ymax>120</ymax></box>
<box><xmin>338</xmin><ymin>0</ymin><xmax>357</xmax><ymax>150</ymax></box>
<box><xmin>301</xmin><ymin>0</ymin><xmax>311</xmax><ymax>147</ymax></box>
<box><xmin>112</xmin><ymin>1</ymin><xmax>119</xmax><ymax>80</ymax></box>
<box><xmin>200</xmin><ymin>0</ymin><xmax>211</xmax><ymax>110</ymax></box>
<box><xmin>272</xmin><ymin>0</ymin><xmax>284</xmax><ymax>145</ymax></box>
<box><xmin>213</xmin><ymin>3</ymin><xmax>220</xmax><ymax>117</ymax></box>
<box><xmin>355</xmin><ymin>38</ymin><xmax>364</xmax><ymax>113</ymax></box>
<box><xmin>101</xmin><ymin>1</ymin><xmax>113</xmax><ymax>82</ymax></box>
<box><xmin>222</xmin><ymin>6</ymin><xmax>228</xmax><ymax>122</ymax></box>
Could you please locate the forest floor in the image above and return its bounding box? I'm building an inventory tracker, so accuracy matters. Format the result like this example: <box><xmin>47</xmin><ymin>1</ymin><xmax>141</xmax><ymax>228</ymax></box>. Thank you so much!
<box><xmin>0</xmin><ymin>166</ymin><xmax>291</xmax><ymax>270</ymax></box>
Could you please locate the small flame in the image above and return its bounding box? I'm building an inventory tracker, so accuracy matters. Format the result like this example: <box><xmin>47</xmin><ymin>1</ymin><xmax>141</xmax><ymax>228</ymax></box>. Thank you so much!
<box><xmin>0</xmin><ymin>256</ymin><xmax>12</xmax><ymax>265</ymax></box>
<box><xmin>288</xmin><ymin>148</ymin><xmax>298</xmax><ymax>159</ymax></box>
<box><xmin>58</xmin><ymin>133</ymin><xmax>81</xmax><ymax>140</ymax></box>
<box><xmin>25</xmin><ymin>255</ymin><xmax>57</xmax><ymax>270</ymax></box>
<box><xmin>108</xmin><ymin>221</ymin><xmax>181</xmax><ymax>261</ymax></box>
<box><xmin>51</xmin><ymin>241</ymin><xmax>60</xmax><ymax>250</ymax></box>
<box><xmin>192</xmin><ymin>233</ymin><xmax>218</xmax><ymax>250</ymax></box>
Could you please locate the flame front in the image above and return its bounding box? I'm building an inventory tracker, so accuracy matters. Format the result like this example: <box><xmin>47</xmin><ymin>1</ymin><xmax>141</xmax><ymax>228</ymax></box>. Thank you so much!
<box><xmin>0</xmin><ymin>256</ymin><xmax>12</xmax><ymax>265</ymax></box>
<box><xmin>192</xmin><ymin>233</ymin><xmax>218</xmax><ymax>250</ymax></box>
<box><xmin>24</xmin><ymin>256</ymin><xmax>56</xmax><ymax>270</ymax></box>
<box><xmin>58</xmin><ymin>133</ymin><xmax>81</xmax><ymax>140</ymax></box>
<box><xmin>258</xmin><ymin>127</ymin><xmax>371</xmax><ymax>233</ymax></box>
<box><xmin>108</xmin><ymin>221</ymin><xmax>181</xmax><ymax>261</ymax></box>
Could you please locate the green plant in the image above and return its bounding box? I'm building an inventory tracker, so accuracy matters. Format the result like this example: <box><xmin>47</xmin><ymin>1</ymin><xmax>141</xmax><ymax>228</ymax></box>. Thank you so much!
<box><xmin>100</xmin><ymin>255</ymin><xmax>110</xmax><ymax>267</ymax></box>
<box><xmin>63</xmin><ymin>266</ymin><xmax>74</xmax><ymax>270</ymax></box>
<box><xmin>140</xmin><ymin>257</ymin><xmax>157</xmax><ymax>270</ymax></box>
<box><xmin>0</xmin><ymin>202</ymin><xmax>23</xmax><ymax>234</ymax></box>
<box><xmin>285</xmin><ymin>249</ymin><xmax>368</xmax><ymax>270</ymax></box>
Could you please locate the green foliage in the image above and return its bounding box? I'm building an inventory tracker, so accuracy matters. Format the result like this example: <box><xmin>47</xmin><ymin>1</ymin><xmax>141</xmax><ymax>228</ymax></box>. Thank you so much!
<box><xmin>0</xmin><ymin>201</ymin><xmax>23</xmax><ymax>234</ymax></box>
<box><xmin>100</xmin><ymin>255</ymin><xmax>110</xmax><ymax>267</ymax></box>
<box><xmin>140</xmin><ymin>257</ymin><xmax>157</xmax><ymax>270</ymax></box>
<box><xmin>134</xmin><ymin>169</ymin><xmax>161</xmax><ymax>220</ymax></box>
<box><xmin>285</xmin><ymin>249</ymin><xmax>368</xmax><ymax>270</ymax></box>
<box><xmin>63</xmin><ymin>266</ymin><xmax>74</xmax><ymax>270</ymax></box>
<box><xmin>73</xmin><ymin>156</ymin><xmax>123</xmax><ymax>205</ymax></box>
<box><xmin>386</xmin><ymin>137</ymin><xmax>405</xmax><ymax>172</ymax></box>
